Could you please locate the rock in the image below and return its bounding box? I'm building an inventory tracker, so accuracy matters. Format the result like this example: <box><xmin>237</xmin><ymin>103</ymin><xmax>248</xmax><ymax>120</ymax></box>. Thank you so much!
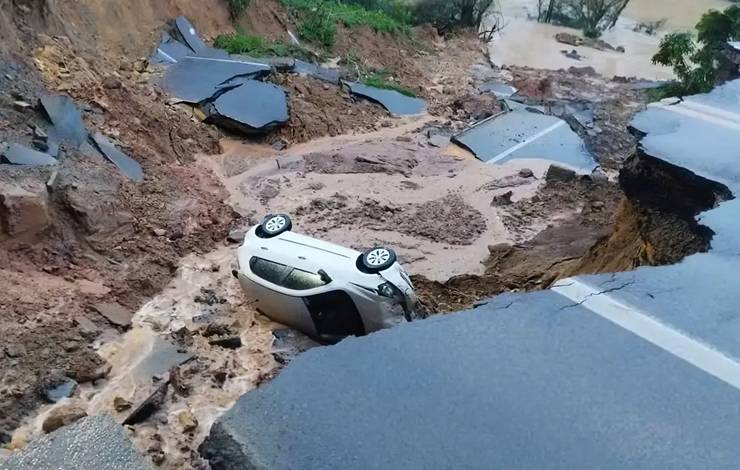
<box><xmin>113</xmin><ymin>396</ymin><xmax>132</xmax><ymax>412</ymax></box>
<box><xmin>0</xmin><ymin>181</ymin><xmax>50</xmax><ymax>237</ymax></box>
<box><xmin>226</xmin><ymin>230</ymin><xmax>246</xmax><ymax>244</ymax></box>
<box><xmin>454</xmin><ymin>93</ymin><xmax>500</xmax><ymax>121</ymax></box>
<box><xmin>122</xmin><ymin>380</ymin><xmax>169</xmax><ymax>426</ymax></box>
<box><xmin>152</xmin><ymin>227</ymin><xmax>167</xmax><ymax>237</ymax></box>
<box><xmin>591</xmin><ymin>201</ymin><xmax>605</xmax><ymax>210</ymax></box>
<box><xmin>13</xmin><ymin>100</ymin><xmax>32</xmax><ymax>110</ymax></box>
<box><xmin>271</xmin><ymin>138</ymin><xmax>289</xmax><ymax>151</ymax></box>
<box><xmin>487</xmin><ymin>243</ymin><xmax>512</xmax><ymax>254</ymax></box>
<box><xmin>102</xmin><ymin>76</ymin><xmax>122</xmax><ymax>89</ymax></box>
<box><xmin>92</xmin><ymin>302</ymin><xmax>133</xmax><ymax>329</ymax></box>
<box><xmin>590</xmin><ymin>168</ymin><xmax>609</xmax><ymax>183</ymax></box>
<box><xmin>545</xmin><ymin>164</ymin><xmax>577</xmax><ymax>183</ymax></box>
<box><xmin>491</xmin><ymin>191</ymin><xmax>514</xmax><ymax>206</ymax></box>
<box><xmin>518</xmin><ymin>168</ymin><xmax>534</xmax><ymax>178</ymax></box>
<box><xmin>395</xmin><ymin>135</ymin><xmax>413</xmax><ymax>142</ymax></box>
<box><xmin>42</xmin><ymin>404</ymin><xmax>87</xmax><ymax>433</ymax></box>
<box><xmin>616</xmin><ymin>46</ymin><xmax>625</xmax><ymax>53</ymax></box>
<box><xmin>133</xmin><ymin>58</ymin><xmax>148</xmax><ymax>73</ymax></box>
<box><xmin>178</xmin><ymin>410</ymin><xmax>199</xmax><ymax>433</ymax></box>
<box><xmin>555</xmin><ymin>32</ymin><xmax>583</xmax><ymax>47</ymax></box>
<box><xmin>568</xmin><ymin>66</ymin><xmax>597</xmax><ymax>77</ymax></box>
<box><xmin>209</xmin><ymin>336</ymin><xmax>243</xmax><ymax>349</ymax></box>
<box><xmin>4</xmin><ymin>344</ymin><xmax>26</xmax><ymax>358</ymax></box>
<box><xmin>44</xmin><ymin>378</ymin><xmax>78</xmax><ymax>403</ymax></box>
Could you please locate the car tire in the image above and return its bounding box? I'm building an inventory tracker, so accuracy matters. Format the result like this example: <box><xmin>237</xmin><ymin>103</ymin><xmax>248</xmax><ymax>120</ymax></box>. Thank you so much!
<box><xmin>360</xmin><ymin>247</ymin><xmax>397</xmax><ymax>272</ymax></box>
<box><xmin>260</xmin><ymin>214</ymin><xmax>292</xmax><ymax>237</ymax></box>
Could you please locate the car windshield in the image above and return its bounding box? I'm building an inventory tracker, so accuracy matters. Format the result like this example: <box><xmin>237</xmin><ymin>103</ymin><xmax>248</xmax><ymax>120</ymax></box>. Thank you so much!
<box><xmin>250</xmin><ymin>257</ymin><xmax>328</xmax><ymax>290</ymax></box>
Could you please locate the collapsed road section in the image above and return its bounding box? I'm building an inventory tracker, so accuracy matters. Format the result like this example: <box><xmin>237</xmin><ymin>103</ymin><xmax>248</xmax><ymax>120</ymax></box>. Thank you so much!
<box><xmin>201</xmin><ymin>81</ymin><xmax>740</xmax><ymax>469</ymax></box>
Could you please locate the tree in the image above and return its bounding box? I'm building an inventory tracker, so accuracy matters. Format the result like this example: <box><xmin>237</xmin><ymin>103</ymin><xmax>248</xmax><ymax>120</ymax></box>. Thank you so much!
<box><xmin>537</xmin><ymin>0</ymin><xmax>631</xmax><ymax>38</ymax></box>
<box><xmin>652</xmin><ymin>5</ymin><xmax>740</xmax><ymax>97</ymax></box>
<box><xmin>413</xmin><ymin>0</ymin><xmax>495</xmax><ymax>34</ymax></box>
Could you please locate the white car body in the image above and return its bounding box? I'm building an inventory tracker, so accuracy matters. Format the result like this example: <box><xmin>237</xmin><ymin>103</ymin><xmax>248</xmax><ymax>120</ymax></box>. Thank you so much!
<box><xmin>235</xmin><ymin>225</ymin><xmax>417</xmax><ymax>343</ymax></box>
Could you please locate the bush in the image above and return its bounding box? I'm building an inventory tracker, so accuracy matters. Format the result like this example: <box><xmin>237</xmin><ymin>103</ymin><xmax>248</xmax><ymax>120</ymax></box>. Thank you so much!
<box><xmin>281</xmin><ymin>0</ymin><xmax>409</xmax><ymax>48</ymax></box>
<box><xmin>652</xmin><ymin>5</ymin><xmax>740</xmax><ymax>98</ymax></box>
<box><xmin>214</xmin><ymin>31</ymin><xmax>315</xmax><ymax>59</ymax></box>
<box><xmin>227</xmin><ymin>0</ymin><xmax>250</xmax><ymax>19</ymax></box>
<box><xmin>537</xmin><ymin>0</ymin><xmax>630</xmax><ymax>38</ymax></box>
<box><xmin>363</xmin><ymin>71</ymin><xmax>417</xmax><ymax>96</ymax></box>
<box><xmin>412</xmin><ymin>0</ymin><xmax>494</xmax><ymax>33</ymax></box>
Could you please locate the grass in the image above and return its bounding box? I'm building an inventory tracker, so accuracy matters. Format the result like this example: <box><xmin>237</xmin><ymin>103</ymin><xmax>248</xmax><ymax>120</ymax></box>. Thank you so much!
<box><xmin>214</xmin><ymin>31</ymin><xmax>316</xmax><ymax>60</ymax></box>
<box><xmin>281</xmin><ymin>0</ymin><xmax>410</xmax><ymax>48</ymax></box>
<box><xmin>362</xmin><ymin>72</ymin><xmax>417</xmax><ymax>97</ymax></box>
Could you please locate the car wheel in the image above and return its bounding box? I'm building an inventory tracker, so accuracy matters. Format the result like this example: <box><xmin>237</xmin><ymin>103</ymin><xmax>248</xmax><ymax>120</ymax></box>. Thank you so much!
<box><xmin>260</xmin><ymin>214</ymin><xmax>292</xmax><ymax>237</ymax></box>
<box><xmin>360</xmin><ymin>247</ymin><xmax>397</xmax><ymax>272</ymax></box>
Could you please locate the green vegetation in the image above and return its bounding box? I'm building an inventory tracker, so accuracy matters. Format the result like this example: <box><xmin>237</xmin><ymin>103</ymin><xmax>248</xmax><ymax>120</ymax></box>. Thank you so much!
<box><xmin>537</xmin><ymin>0</ymin><xmax>630</xmax><ymax>38</ymax></box>
<box><xmin>214</xmin><ymin>31</ymin><xmax>315</xmax><ymax>59</ymax></box>
<box><xmin>227</xmin><ymin>0</ymin><xmax>250</xmax><ymax>19</ymax></box>
<box><xmin>281</xmin><ymin>0</ymin><xmax>410</xmax><ymax>48</ymax></box>
<box><xmin>362</xmin><ymin>71</ymin><xmax>417</xmax><ymax>97</ymax></box>
<box><xmin>652</xmin><ymin>5</ymin><xmax>740</xmax><ymax>98</ymax></box>
<box><xmin>413</xmin><ymin>0</ymin><xmax>494</xmax><ymax>34</ymax></box>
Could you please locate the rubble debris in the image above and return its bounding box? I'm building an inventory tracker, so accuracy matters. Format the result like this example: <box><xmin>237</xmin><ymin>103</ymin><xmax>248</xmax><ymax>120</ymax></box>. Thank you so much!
<box><xmin>346</xmin><ymin>82</ymin><xmax>425</xmax><ymax>115</ymax></box>
<box><xmin>208</xmin><ymin>336</ymin><xmax>243</xmax><ymax>349</ymax></box>
<box><xmin>90</xmin><ymin>132</ymin><xmax>144</xmax><ymax>182</ymax></box>
<box><xmin>41</xmin><ymin>404</ymin><xmax>87</xmax><ymax>433</ymax></box>
<box><xmin>545</xmin><ymin>164</ymin><xmax>577</xmax><ymax>183</ymax></box>
<box><xmin>177</xmin><ymin>410</ymin><xmax>199</xmax><ymax>433</ymax></box>
<box><xmin>478</xmin><ymin>80</ymin><xmax>518</xmax><ymax>99</ymax></box>
<box><xmin>294</xmin><ymin>60</ymin><xmax>340</xmax><ymax>84</ymax></box>
<box><xmin>227</xmin><ymin>230</ymin><xmax>246</xmax><ymax>243</ymax></box>
<box><xmin>13</xmin><ymin>100</ymin><xmax>32</xmax><ymax>110</ymax></box>
<box><xmin>271</xmin><ymin>328</ymin><xmax>320</xmax><ymax>365</ymax></box>
<box><xmin>2</xmin><ymin>414</ymin><xmax>149</xmax><ymax>469</ymax></box>
<box><xmin>44</xmin><ymin>378</ymin><xmax>78</xmax><ymax>402</ymax></box>
<box><xmin>491</xmin><ymin>191</ymin><xmax>514</xmax><ymax>206</ymax></box>
<box><xmin>203</xmin><ymin>80</ymin><xmax>289</xmax><ymax>134</ymax></box>
<box><xmin>92</xmin><ymin>302</ymin><xmax>134</xmax><ymax>329</ymax></box>
<box><xmin>518</xmin><ymin>168</ymin><xmax>534</xmax><ymax>178</ymax></box>
<box><xmin>0</xmin><ymin>142</ymin><xmax>57</xmax><ymax>165</ymax></box>
<box><xmin>161</xmin><ymin>56</ymin><xmax>271</xmax><ymax>104</ymax></box>
<box><xmin>122</xmin><ymin>380</ymin><xmax>169</xmax><ymax>426</ymax></box>
<box><xmin>39</xmin><ymin>94</ymin><xmax>88</xmax><ymax>148</ymax></box>
<box><xmin>452</xmin><ymin>108</ymin><xmax>595</xmax><ymax>171</ymax></box>
<box><xmin>0</xmin><ymin>180</ymin><xmax>50</xmax><ymax>237</ymax></box>
<box><xmin>113</xmin><ymin>396</ymin><xmax>132</xmax><ymax>412</ymax></box>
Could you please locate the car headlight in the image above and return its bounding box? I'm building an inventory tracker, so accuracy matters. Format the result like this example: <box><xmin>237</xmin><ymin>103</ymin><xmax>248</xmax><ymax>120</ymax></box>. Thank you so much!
<box><xmin>377</xmin><ymin>282</ymin><xmax>400</xmax><ymax>299</ymax></box>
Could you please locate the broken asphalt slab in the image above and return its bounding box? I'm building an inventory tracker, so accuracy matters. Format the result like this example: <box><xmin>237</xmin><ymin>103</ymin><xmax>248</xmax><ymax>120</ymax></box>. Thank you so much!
<box><xmin>39</xmin><ymin>94</ymin><xmax>88</xmax><ymax>148</ymax></box>
<box><xmin>294</xmin><ymin>60</ymin><xmax>340</xmax><ymax>84</ymax></box>
<box><xmin>0</xmin><ymin>143</ymin><xmax>57</xmax><ymax>166</ymax></box>
<box><xmin>201</xmin><ymin>289</ymin><xmax>740</xmax><ymax>470</ymax></box>
<box><xmin>90</xmin><ymin>133</ymin><xmax>144</xmax><ymax>182</ymax></box>
<box><xmin>161</xmin><ymin>56</ymin><xmax>271</xmax><ymax>103</ymax></box>
<box><xmin>452</xmin><ymin>108</ymin><xmax>596</xmax><ymax>171</ymax></box>
<box><xmin>478</xmin><ymin>80</ymin><xmax>518</xmax><ymax>98</ymax></box>
<box><xmin>203</xmin><ymin>80</ymin><xmax>289</xmax><ymax>133</ymax></box>
<box><xmin>0</xmin><ymin>414</ymin><xmax>149</xmax><ymax>470</ymax></box>
<box><xmin>174</xmin><ymin>15</ymin><xmax>207</xmax><ymax>54</ymax></box>
<box><xmin>346</xmin><ymin>82</ymin><xmax>425</xmax><ymax>115</ymax></box>
<box><xmin>151</xmin><ymin>32</ymin><xmax>194</xmax><ymax>65</ymax></box>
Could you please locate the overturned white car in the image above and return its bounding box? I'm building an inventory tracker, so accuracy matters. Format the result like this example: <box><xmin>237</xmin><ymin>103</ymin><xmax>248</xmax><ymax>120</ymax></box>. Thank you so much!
<box><xmin>233</xmin><ymin>214</ymin><xmax>418</xmax><ymax>343</ymax></box>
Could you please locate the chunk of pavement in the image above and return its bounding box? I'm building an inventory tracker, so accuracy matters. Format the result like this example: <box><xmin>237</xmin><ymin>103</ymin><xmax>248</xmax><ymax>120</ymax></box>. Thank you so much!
<box><xmin>13</xmin><ymin>100</ymin><xmax>32</xmax><ymax>111</ymax></box>
<box><xmin>161</xmin><ymin>56</ymin><xmax>270</xmax><ymax>103</ymax></box>
<box><xmin>208</xmin><ymin>336</ymin><xmax>243</xmax><ymax>349</ymax></box>
<box><xmin>478</xmin><ymin>80</ymin><xmax>518</xmax><ymax>99</ymax></box>
<box><xmin>1</xmin><ymin>142</ymin><xmax>57</xmax><ymax>166</ymax></box>
<box><xmin>92</xmin><ymin>302</ymin><xmax>134</xmax><ymax>329</ymax></box>
<box><xmin>113</xmin><ymin>396</ymin><xmax>132</xmax><ymax>412</ymax></box>
<box><xmin>491</xmin><ymin>190</ymin><xmax>514</xmax><ymax>206</ymax></box>
<box><xmin>0</xmin><ymin>180</ymin><xmax>50</xmax><ymax>237</ymax></box>
<box><xmin>44</xmin><ymin>378</ymin><xmax>78</xmax><ymax>403</ymax></box>
<box><xmin>150</xmin><ymin>32</ymin><xmax>193</xmax><ymax>65</ymax></box>
<box><xmin>452</xmin><ymin>109</ymin><xmax>595</xmax><ymax>171</ymax></box>
<box><xmin>518</xmin><ymin>168</ymin><xmax>534</xmax><ymax>178</ymax></box>
<box><xmin>122</xmin><ymin>380</ymin><xmax>169</xmax><ymax>426</ymax></box>
<box><xmin>1</xmin><ymin>414</ymin><xmax>149</xmax><ymax>469</ymax></box>
<box><xmin>545</xmin><ymin>164</ymin><xmax>577</xmax><ymax>183</ymax></box>
<box><xmin>174</xmin><ymin>15</ymin><xmax>207</xmax><ymax>54</ymax></box>
<box><xmin>226</xmin><ymin>230</ymin><xmax>246</xmax><ymax>243</ymax></box>
<box><xmin>346</xmin><ymin>82</ymin><xmax>425</xmax><ymax>115</ymax></box>
<box><xmin>203</xmin><ymin>80</ymin><xmax>288</xmax><ymax>134</ymax></box>
<box><xmin>41</xmin><ymin>404</ymin><xmax>87</xmax><ymax>433</ymax></box>
<box><xmin>89</xmin><ymin>133</ymin><xmax>144</xmax><ymax>182</ymax></box>
<box><xmin>294</xmin><ymin>60</ymin><xmax>340</xmax><ymax>84</ymax></box>
<box><xmin>39</xmin><ymin>94</ymin><xmax>88</xmax><ymax>148</ymax></box>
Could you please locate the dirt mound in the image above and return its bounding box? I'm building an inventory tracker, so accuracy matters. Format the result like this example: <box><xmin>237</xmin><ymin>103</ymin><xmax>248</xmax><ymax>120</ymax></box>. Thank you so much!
<box><xmin>270</xmin><ymin>75</ymin><xmax>388</xmax><ymax>144</ymax></box>
<box><xmin>303</xmin><ymin>151</ymin><xmax>417</xmax><ymax>176</ymax></box>
<box><xmin>236</xmin><ymin>0</ymin><xmax>293</xmax><ymax>42</ymax></box>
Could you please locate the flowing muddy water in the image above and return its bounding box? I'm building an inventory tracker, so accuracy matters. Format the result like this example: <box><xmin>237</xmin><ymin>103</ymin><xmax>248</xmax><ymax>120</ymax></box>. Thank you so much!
<box><xmin>487</xmin><ymin>0</ymin><xmax>731</xmax><ymax>79</ymax></box>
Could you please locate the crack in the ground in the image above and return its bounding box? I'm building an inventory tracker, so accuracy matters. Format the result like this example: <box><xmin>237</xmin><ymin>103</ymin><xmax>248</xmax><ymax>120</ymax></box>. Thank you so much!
<box><xmin>557</xmin><ymin>280</ymin><xmax>636</xmax><ymax>311</ymax></box>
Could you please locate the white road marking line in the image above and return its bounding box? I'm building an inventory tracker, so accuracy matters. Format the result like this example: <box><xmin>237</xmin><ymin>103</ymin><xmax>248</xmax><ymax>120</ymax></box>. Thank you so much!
<box><xmin>552</xmin><ymin>277</ymin><xmax>740</xmax><ymax>391</ymax></box>
<box><xmin>650</xmin><ymin>101</ymin><xmax>740</xmax><ymax>130</ymax></box>
<box><xmin>487</xmin><ymin>120</ymin><xmax>565</xmax><ymax>164</ymax></box>
<box><xmin>156</xmin><ymin>48</ymin><xmax>177</xmax><ymax>64</ymax></box>
<box><xmin>185</xmin><ymin>56</ymin><xmax>269</xmax><ymax>67</ymax></box>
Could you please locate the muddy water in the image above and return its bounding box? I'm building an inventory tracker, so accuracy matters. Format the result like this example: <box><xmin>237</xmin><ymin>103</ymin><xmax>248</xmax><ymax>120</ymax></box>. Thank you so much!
<box><xmin>12</xmin><ymin>247</ymin><xmax>278</xmax><ymax>467</ymax></box>
<box><xmin>487</xmin><ymin>0</ymin><xmax>731</xmax><ymax>79</ymax></box>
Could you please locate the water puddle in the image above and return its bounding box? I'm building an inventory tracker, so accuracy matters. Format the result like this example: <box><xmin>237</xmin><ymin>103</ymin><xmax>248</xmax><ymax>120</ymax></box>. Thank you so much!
<box><xmin>488</xmin><ymin>0</ymin><xmax>730</xmax><ymax>79</ymax></box>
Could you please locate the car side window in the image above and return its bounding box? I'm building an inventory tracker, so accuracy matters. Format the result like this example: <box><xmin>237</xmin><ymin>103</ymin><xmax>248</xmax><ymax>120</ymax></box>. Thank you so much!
<box><xmin>282</xmin><ymin>268</ymin><xmax>328</xmax><ymax>291</ymax></box>
<box><xmin>249</xmin><ymin>257</ymin><xmax>290</xmax><ymax>284</ymax></box>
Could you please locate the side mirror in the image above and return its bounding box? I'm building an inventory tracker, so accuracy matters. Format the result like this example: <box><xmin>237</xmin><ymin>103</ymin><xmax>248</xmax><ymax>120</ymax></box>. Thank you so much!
<box><xmin>318</xmin><ymin>269</ymin><xmax>332</xmax><ymax>284</ymax></box>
